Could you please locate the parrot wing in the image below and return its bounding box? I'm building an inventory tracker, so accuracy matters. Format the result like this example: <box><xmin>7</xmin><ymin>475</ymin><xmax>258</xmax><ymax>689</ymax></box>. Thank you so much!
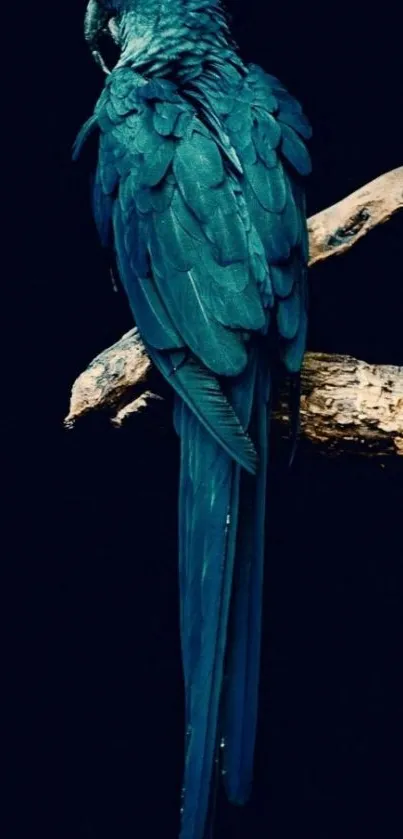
<box><xmin>221</xmin><ymin>63</ymin><xmax>311</xmax><ymax>374</ymax></box>
<box><xmin>78</xmin><ymin>67</ymin><xmax>284</xmax><ymax>474</ymax></box>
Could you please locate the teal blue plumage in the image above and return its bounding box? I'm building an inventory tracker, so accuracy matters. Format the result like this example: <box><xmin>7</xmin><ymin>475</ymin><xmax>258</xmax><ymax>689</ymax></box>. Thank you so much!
<box><xmin>75</xmin><ymin>3</ymin><xmax>311</xmax><ymax>836</ymax></box>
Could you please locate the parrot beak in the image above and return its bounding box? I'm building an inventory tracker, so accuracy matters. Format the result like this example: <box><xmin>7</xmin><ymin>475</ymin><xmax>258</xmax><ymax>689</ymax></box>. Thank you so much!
<box><xmin>84</xmin><ymin>0</ymin><xmax>113</xmax><ymax>75</ymax></box>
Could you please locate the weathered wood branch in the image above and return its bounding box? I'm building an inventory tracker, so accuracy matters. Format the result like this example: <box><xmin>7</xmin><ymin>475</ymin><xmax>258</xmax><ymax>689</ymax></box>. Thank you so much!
<box><xmin>65</xmin><ymin>168</ymin><xmax>403</xmax><ymax>456</ymax></box>
<box><xmin>307</xmin><ymin>166</ymin><xmax>403</xmax><ymax>266</ymax></box>
<box><xmin>65</xmin><ymin>330</ymin><xmax>403</xmax><ymax>457</ymax></box>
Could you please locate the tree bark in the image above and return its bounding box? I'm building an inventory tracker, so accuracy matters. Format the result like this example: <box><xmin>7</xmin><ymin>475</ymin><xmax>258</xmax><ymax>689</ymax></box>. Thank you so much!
<box><xmin>307</xmin><ymin>167</ymin><xmax>403</xmax><ymax>266</ymax></box>
<box><xmin>65</xmin><ymin>168</ymin><xmax>403</xmax><ymax>457</ymax></box>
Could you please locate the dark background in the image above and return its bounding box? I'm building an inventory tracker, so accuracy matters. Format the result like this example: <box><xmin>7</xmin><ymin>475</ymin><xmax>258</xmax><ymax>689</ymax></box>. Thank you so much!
<box><xmin>4</xmin><ymin>2</ymin><xmax>403</xmax><ymax>838</ymax></box>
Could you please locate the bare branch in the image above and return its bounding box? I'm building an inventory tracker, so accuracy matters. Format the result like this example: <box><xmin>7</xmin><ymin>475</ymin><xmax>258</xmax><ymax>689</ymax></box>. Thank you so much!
<box><xmin>308</xmin><ymin>167</ymin><xmax>403</xmax><ymax>266</ymax></box>
<box><xmin>294</xmin><ymin>353</ymin><xmax>403</xmax><ymax>457</ymax></box>
<box><xmin>65</xmin><ymin>329</ymin><xmax>403</xmax><ymax>457</ymax></box>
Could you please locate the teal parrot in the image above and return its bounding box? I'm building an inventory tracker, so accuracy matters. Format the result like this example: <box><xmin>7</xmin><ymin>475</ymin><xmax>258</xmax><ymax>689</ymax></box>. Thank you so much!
<box><xmin>74</xmin><ymin>2</ymin><xmax>311</xmax><ymax>837</ymax></box>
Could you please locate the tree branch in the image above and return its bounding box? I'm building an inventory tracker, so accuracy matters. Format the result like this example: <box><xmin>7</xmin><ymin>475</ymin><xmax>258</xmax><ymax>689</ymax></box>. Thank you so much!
<box><xmin>65</xmin><ymin>168</ymin><xmax>403</xmax><ymax>456</ymax></box>
<box><xmin>307</xmin><ymin>167</ymin><xmax>403</xmax><ymax>266</ymax></box>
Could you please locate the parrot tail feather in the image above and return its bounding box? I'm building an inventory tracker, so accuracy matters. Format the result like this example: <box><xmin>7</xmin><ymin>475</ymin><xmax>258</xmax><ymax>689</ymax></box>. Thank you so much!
<box><xmin>174</xmin><ymin>398</ymin><xmax>241</xmax><ymax>839</ymax></box>
<box><xmin>220</xmin><ymin>362</ymin><xmax>270</xmax><ymax>805</ymax></box>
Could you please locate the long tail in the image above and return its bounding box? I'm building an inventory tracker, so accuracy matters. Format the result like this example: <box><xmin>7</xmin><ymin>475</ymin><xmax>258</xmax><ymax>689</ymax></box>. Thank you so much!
<box><xmin>174</xmin><ymin>350</ymin><xmax>270</xmax><ymax>839</ymax></box>
<box><xmin>174</xmin><ymin>398</ymin><xmax>241</xmax><ymax>839</ymax></box>
<box><xmin>220</xmin><ymin>357</ymin><xmax>270</xmax><ymax>804</ymax></box>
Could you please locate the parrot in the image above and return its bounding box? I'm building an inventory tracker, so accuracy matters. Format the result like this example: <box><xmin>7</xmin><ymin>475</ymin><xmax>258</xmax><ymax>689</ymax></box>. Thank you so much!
<box><xmin>73</xmin><ymin>2</ymin><xmax>312</xmax><ymax>837</ymax></box>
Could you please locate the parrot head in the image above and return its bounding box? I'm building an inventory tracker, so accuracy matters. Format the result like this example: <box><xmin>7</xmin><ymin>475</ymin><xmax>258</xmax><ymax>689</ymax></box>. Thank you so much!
<box><xmin>84</xmin><ymin>0</ymin><xmax>232</xmax><ymax>77</ymax></box>
<box><xmin>84</xmin><ymin>0</ymin><xmax>167</xmax><ymax>74</ymax></box>
<box><xmin>84</xmin><ymin>0</ymin><xmax>131</xmax><ymax>74</ymax></box>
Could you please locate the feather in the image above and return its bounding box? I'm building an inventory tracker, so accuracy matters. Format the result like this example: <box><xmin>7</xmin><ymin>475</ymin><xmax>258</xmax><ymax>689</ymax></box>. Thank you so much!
<box><xmin>252</xmin><ymin>114</ymin><xmax>282</xmax><ymax>153</ymax></box>
<box><xmin>271</xmin><ymin>260</ymin><xmax>296</xmax><ymax>298</ymax></box>
<box><xmin>244</xmin><ymin>159</ymin><xmax>287</xmax><ymax>213</ymax></box>
<box><xmin>173</xmin><ymin>133</ymin><xmax>225</xmax><ymax>221</ymax></box>
<box><xmin>221</xmin><ymin>359</ymin><xmax>270</xmax><ymax>804</ymax></box>
<box><xmin>176</xmin><ymin>406</ymin><xmax>240</xmax><ymax>839</ymax></box>
<box><xmin>152</xmin><ymin>203</ymin><xmax>198</xmax><ymax>271</ymax></box>
<box><xmin>92</xmin><ymin>172</ymin><xmax>113</xmax><ymax>246</ymax></box>
<box><xmin>170</xmin><ymin>190</ymin><xmax>208</xmax><ymax>244</ymax></box>
<box><xmin>281</xmin><ymin>123</ymin><xmax>312</xmax><ymax>175</ymax></box>
<box><xmin>207</xmin><ymin>272</ymin><xmax>266</xmax><ymax>331</ymax></box>
<box><xmin>139</xmin><ymin>140</ymin><xmax>175</xmax><ymax>187</ymax></box>
<box><xmin>282</xmin><ymin>304</ymin><xmax>308</xmax><ymax>372</ymax></box>
<box><xmin>205</xmin><ymin>205</ymin><xmax>248</xmax><ymax>266</ymax></box>
<box><xmin>148</xmin><ymin>224</ymin><xmax>249</xmax><ymax>375</ymax></box>
<box><xmin>113</xmin><ymin>200</ymin><xmax>183</xmax><ymax>350</ymax></box>
<box><xmin>149</xmin><ymin>349</ymin><xmax>258</xmax><ymax>475</ymax></box>
<box><xmin>153</xmin><ymin>102</ymin><xmax>183</xmax><ymax>136</ymax></box>
<box><xmin>134</xmin><ymin>114</ymin><xmax>164</xmax><ymax>155</ymax></box>
<box><xmin>72</xmin><ymin>114</ymin><xmax>98</xmax><ymax>160</ymax></box>
<box><xmin>278</xmin><ymin>108</ymin><xmax>312</xmax><ymax>139</ymax></box>
<box><xmin>277</xmin><ymin>285</ymin><xmax>301</xmax><ymax>340</ymax></box>
<box><xmin>273</xmin><ymin>89</ymin><xmax>303</xmax><ymax>114</ymax></box>
<box><xmin>245</xmin><ymin>184</ymin><xmax>291</xmax><ymax>263</ymax></box>
<box><xmin>173</xmin><ymin>111</ymin><xmax>194</xmax><ymax>138</ymax></box>
<box><xmin>282</xmin><ymin>182</ymin><xmax>301</xmax><ymax>249</ymax></box>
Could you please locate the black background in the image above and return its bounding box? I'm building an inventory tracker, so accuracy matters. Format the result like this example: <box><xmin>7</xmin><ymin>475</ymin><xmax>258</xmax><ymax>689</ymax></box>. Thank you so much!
<box><xmin>4</xmin><ymin>2</ymin><xmax>403</xmax><ymax>838</ymax></box>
